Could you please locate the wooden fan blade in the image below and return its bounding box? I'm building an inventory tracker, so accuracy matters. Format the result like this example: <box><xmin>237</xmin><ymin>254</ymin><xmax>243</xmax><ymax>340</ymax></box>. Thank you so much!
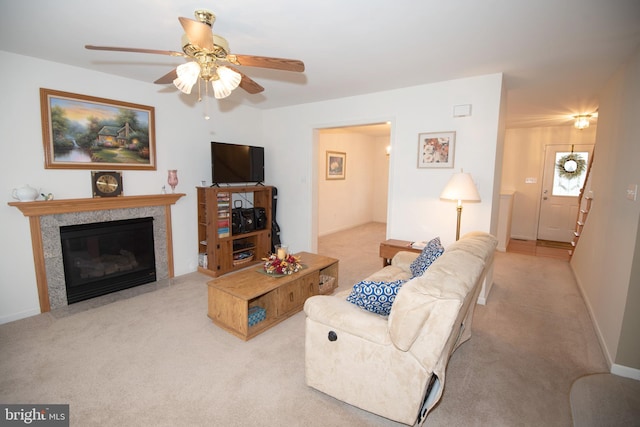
<box><xmin>239</xmin><ymin>76</ymin><xmax>264</xmax><ymax>95</ymax></box>
<box><xmin>85</xmin><ymin>45</ymin><xmax>185</xmax><ymax>57</ymax></box>
<box><xmin>178</xmin><ymin>17</ymin><xmax>215</xmax><ymax>51</ymax></box>
<box><xmin>233</xmin><ymin>54</ymin><xmax>305</xmax><ymax>72</ymax></box>
<box><xmin>228</xmin><ymin>67</ymin><xmax>264</xmax><ymax>94</ymax></box>
<box><xmin>154</xmin><ymin>69</ymin><xmax>178</xmax><ymax>84</ymax></box>
<box><xmin>238</xmin><ymin>73</ymin><xmax>264</xmax><ymax>95</ymax></box>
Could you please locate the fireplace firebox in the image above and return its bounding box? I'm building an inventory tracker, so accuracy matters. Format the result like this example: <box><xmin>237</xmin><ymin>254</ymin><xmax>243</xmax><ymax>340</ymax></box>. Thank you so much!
<box><xmin>60</xmin><ymin>217</ymin><xmax>156</xmax><ymax>304</ymax></box>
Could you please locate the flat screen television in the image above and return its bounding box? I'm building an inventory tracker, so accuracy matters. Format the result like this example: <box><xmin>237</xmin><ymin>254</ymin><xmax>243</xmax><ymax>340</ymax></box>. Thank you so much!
<box><xmin>211</xmin><ymin>142</ymin><xmax>265</xmax><ymax>184</ymax></box>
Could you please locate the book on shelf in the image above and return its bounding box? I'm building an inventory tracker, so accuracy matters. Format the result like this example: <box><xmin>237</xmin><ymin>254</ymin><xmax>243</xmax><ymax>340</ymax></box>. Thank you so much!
<box><xmin>218</xmin><ymin>217</ymin><xmax>230</xmax><ymax>237</ymax></box>
<box><xmin>198</xmin><ymin>252</ymin><xmax>208</xmax><ymax>268</ymax></box>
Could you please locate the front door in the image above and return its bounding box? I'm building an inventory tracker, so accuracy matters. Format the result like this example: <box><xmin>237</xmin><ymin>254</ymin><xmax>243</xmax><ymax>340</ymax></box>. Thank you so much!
<box><xmin>537</xmin><ymin>144</ymin><xmax>593</xmax><ymax>242</ymax></box>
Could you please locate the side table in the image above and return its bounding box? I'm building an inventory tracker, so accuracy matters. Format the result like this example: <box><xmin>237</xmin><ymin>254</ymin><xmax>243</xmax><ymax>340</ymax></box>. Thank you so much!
<box><xmin>379</xmin><ymin>239</ymin><xmax>422</xmax><ymax>267</ymax></box>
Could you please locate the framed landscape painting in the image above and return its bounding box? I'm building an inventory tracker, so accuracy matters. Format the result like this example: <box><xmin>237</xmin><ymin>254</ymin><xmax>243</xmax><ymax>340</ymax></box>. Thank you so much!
<box><xmin>40</xmin><ymin>88</ymin><xmax>156</xmax><ymax>170</ymax></box>
<box><xmin>417</xmin><ymin>131</ymin><xmax>455</xmax><ymax>168</ymax></box>
<box><xmin>326</xmin><ymin>151</ymin><xmax>346</xmax><ymax>180</ymax></box>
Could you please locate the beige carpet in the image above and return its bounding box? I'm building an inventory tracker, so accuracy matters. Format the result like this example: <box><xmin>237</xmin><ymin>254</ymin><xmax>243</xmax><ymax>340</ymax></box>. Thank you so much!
<box><xmin>0</xmin><ymin>222</ymin><xmax>628</xmax><ymax>426</ymax></box>
<box><xmin>570</xmin><ymin>373</ymin><xmax>640</xmax><ymax>427</ymax></box>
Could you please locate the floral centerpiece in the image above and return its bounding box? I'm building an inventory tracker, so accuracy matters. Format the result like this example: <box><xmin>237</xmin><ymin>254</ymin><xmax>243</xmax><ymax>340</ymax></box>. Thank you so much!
<box><xmin>263</xmin><ymin>253</ymin><xmax>303</xmax><ymax>275</ymax></box>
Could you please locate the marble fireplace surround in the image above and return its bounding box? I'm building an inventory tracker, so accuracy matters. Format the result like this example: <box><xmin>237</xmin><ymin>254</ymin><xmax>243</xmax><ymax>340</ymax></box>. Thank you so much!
<box><xmin>9</xmin><ymin>194</ymin><xmax>184</xmax><ymax>312</ymax></box>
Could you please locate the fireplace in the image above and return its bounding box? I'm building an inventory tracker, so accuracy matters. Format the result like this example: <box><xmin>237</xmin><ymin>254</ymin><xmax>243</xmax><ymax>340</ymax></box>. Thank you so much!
<box><xmin>9</xmin><ymin>194</ymin><xmax>185</xmax><ymax>312</ymax></box>
<box><xmin>60</xmin><ymin>217</ymin><xmax>156</xmax><ymax>304</ymax></box>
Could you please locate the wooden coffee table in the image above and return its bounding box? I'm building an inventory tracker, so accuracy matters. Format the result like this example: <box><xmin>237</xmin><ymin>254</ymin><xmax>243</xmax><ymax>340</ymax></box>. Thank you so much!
<box><xmin>207</xmin><ymin>251</ymin><xmax>339</xmax><ymax>340</ymax></box>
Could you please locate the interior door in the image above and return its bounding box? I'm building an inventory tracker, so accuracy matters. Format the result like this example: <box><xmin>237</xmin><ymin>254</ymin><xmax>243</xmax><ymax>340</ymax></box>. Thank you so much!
<box><xmin>537</xmin><ymin>144</ymin><xmax>593</xmax><ymax>242</ymax></box>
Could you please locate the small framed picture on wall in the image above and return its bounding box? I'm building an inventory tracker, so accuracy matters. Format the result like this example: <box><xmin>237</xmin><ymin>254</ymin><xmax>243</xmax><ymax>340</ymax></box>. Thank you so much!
<box><xmin>326</xmin><ymin>151</ymin><xmax>346</xmax><ymax>180</ymax></box>
<box><xmin>417</xmin><ymin>131</ymin><xmax>455</xmax><ymax>168</ymax></box>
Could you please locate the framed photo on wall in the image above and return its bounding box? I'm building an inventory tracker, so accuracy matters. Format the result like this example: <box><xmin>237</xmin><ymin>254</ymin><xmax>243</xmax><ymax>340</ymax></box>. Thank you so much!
<box><xmin>326</xmin><ymin>151</ymin><xmax>346</xmax><ymax>180</ymax></box>
<box><xmin>417</xmin><ymin>131</ymin><xmax>455</xmax><ymax>168</ymax></box>
<box><xmin>40</xmin><ymin>88</ymin><xmax>156</xmax><ymax>170</ymax></box>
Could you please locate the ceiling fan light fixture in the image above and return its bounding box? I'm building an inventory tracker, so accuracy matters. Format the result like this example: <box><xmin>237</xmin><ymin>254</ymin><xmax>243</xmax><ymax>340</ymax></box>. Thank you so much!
<box><xmin>173</xmin><ymin>61</ymin><xmax>201</xmax><ymax>94</ymax></box>
<box><xmin>217</xmin><ymin>66</ymin><xmax>242</xmax><ymax>90</ymax></box>
<box><xmin>87</xmin><ymin>8</ymin><xmax>305</xmax><ymax>106</ymax></box>
<box><xmin>211</xmin><ymin>66</ymin><xmax>242</xmax><ymax>99</ymax></box>
<box><xmin>211</xmin><ymin>81</ymin><xmax>231</xmax><ymax>99</ymax></box>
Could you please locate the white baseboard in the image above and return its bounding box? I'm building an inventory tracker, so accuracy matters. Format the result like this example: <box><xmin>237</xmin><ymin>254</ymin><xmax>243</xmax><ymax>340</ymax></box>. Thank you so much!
<box><xmin>510</xmin><ymin>234</ymin><xmax>535</xmax><ymax>241</ymax></box>
<box><xmin>318</xmin><ymin>222</ymin><xmax>376</xmax><ymax>237</ymax></box>
<box><xmin>568</xmin><ymin>266</ymin><xmax>640</xmax><ymax>381</ymax></box>
<box><xmin>611</xmin><ymin>364</ymin><xmax>640</xmax><ymax>380</ymax></box>
<box><xmin>0</xmin><ymin>308</ymin><xmax>40</xmax><ymax>325</ymax></box>
<box><xmin>570</xmin><ymin>264</ymin><xmax>615</xmax><ymax>367</ymax></box>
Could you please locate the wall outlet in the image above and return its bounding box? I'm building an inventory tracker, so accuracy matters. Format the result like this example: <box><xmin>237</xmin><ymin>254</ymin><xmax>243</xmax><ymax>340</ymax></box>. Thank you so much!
<box><xmin>627</xmin><ymin>184</ymin><xmax>638</xmax><ymax>201</ymax></box>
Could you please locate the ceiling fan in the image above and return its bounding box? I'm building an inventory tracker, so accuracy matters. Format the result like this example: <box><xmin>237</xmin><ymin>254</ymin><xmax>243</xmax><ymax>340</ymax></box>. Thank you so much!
<box><xmin>85</xmin><ymin>9</ymin><xmax>305</xmax><ymax>100</ymax></box>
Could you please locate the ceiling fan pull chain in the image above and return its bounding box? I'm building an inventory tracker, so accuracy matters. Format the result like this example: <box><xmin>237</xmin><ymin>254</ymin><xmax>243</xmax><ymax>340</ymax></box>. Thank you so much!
<box><xmin>204</xmin><ymin>81</ymin><xmax>211</xmax><ymax>121</ymax></box>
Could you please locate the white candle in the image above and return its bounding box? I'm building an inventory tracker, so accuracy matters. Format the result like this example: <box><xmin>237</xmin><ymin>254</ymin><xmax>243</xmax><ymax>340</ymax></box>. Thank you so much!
<box><xmin>277</xmin><ymin>247</ymin><xmax>286</xmax><ymax>260</ymax></box>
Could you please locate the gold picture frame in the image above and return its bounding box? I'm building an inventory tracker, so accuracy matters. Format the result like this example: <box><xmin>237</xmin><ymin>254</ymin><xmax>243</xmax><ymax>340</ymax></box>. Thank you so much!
<box><xmin>40</xmin><ymin>88</ymin><xmax>156</xmax><ymax>170</ymax></box>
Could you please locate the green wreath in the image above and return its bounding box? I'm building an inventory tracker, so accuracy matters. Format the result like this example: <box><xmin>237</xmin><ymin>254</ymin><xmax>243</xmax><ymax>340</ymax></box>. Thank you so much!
<box><xmin>556</xmin><ymin>153</ymin><xmax>586</xmax><ymax>179</ymax></box>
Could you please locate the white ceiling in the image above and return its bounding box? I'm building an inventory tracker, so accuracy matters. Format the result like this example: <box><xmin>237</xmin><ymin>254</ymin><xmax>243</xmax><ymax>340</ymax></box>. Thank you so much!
<box><xmin>1</xmin><ymin>0</ymin><xmax>639</xmax><ymax>129</ymax></box>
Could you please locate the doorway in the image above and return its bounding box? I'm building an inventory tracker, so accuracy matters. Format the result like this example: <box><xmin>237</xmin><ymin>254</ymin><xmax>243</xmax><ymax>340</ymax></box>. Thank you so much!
<box><xmin>537</xmin><ymin>144</ymin><xmax>593</xmax><ymax>242</ymax></box>
<box><xmin>316</xmin><ymin>123</ymin><xmax>391</xmax><ymax>238</ymax></box>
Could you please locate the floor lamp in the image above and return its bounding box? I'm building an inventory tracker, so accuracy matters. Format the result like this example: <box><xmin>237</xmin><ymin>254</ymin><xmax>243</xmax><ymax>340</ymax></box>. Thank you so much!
<box><xmin>440</xmin><ymin>171</ymin><xmax>481</xmax><ymax>240</ymax></box>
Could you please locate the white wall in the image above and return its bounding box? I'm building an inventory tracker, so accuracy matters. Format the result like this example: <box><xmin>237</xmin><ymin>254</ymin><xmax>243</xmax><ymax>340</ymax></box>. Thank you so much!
<box><xmin>0</xmin><ymin>51</ymin><xmax>261</xmax><ymax>323</ymax></box>
<box><xmin>317</xmin><ymin>131</ymin><xmax>388</xmax><ymax>236</ymax></box>
<box><xmin>261</xmin><ymin>73</ymin><xmax>505</xmax><ymax>254</ymax></box>
<box><xmin>0</xmin><ymin>50</ymin><xmax>504</xmax><ymax>323</ymax></box>
<box><xmin>502</xmin><ymin>126</ymin><xmax>597</xmax><ymax>240</ymax></box>
<box><xmin>571</xmin><ymin>45</ymin><xmax>640</xmax><ymax>376</ymax></box>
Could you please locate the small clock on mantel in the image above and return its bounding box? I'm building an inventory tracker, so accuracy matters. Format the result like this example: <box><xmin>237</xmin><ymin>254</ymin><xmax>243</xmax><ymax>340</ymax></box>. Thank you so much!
<box><xmin>91</xmin><ymin>171</ymin><xmax>123</xmax><ymax>198</ymax></box>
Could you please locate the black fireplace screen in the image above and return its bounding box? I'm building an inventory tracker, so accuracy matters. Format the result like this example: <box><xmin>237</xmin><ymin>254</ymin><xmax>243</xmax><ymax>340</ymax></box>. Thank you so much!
<box><xmin>60</xmin><ymin>217</ymin><xmax>156</xmax><ymax>304</ymax></box>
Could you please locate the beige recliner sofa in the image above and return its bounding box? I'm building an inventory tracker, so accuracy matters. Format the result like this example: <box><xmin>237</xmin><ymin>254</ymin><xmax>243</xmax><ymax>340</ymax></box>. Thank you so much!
<box><xmin>303</xmin><ymin>231</ymin><xmax>498</xmax><ymax>425</ymax></box>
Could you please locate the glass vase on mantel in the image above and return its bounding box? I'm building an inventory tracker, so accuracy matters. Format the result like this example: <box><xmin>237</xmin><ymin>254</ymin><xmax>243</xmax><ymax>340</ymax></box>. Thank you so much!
<box><xmin>167</xmin><ymin>170</ymin><xmax>179</xmax><ymax>193</ymax></box>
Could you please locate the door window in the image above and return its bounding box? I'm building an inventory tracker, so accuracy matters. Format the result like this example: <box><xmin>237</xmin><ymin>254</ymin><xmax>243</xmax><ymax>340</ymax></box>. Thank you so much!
<box><xmin>552</xmin><ymin>151</ymin><xmax>588</xmax><ymax>196</ymax></box>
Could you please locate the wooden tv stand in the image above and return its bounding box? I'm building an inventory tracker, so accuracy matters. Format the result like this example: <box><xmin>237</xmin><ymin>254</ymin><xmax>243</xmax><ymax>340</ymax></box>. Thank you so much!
<box><xmin>207</xmin><ymin>252</ymin><xmax>339</xmax><ymax>340</ymax></box>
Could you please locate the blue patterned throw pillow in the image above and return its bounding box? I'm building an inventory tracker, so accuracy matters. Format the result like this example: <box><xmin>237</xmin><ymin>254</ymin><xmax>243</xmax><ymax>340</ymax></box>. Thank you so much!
<box><xmin>409</xmin><ymin>237</ymin><xmax>444</xmax><ymax>278</ymax></box>
<box><xmin>346</xmin><ymin>279</ymin><xmax>406</xmax><ymax>316</ymax></box>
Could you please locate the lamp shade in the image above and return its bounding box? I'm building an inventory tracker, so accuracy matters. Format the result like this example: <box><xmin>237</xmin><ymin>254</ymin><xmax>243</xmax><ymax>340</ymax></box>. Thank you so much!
<box><xmin>173</xmin><ymin>61</ymin><xmax>201</xmax><ymax>94</ymax></box>
<box><xmin>212</xmin><ymin>66</ymin><xmax>242</xmax><ymax>99</ymax></box>
<box><xmin>440</xmin><ymin>172</ymin><xmax>481</xmax><ymax>202</ymax></box>
<box><xmin>217</xmin><ymin>66</ymin><xmax>241</xmax><ymax>90</ymax></box>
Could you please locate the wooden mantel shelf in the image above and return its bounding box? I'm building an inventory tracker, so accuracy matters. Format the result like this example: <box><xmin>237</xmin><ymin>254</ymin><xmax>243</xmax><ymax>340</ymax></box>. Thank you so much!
<box><xmin>8</xmin><ymin>193</ymin><xmax>185</xmax><ymax>216</ymax></box>
<box><xmin>9</xmin><ymin>193</ymin><xmax>186</xmax><ymax>313</ymax></box>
